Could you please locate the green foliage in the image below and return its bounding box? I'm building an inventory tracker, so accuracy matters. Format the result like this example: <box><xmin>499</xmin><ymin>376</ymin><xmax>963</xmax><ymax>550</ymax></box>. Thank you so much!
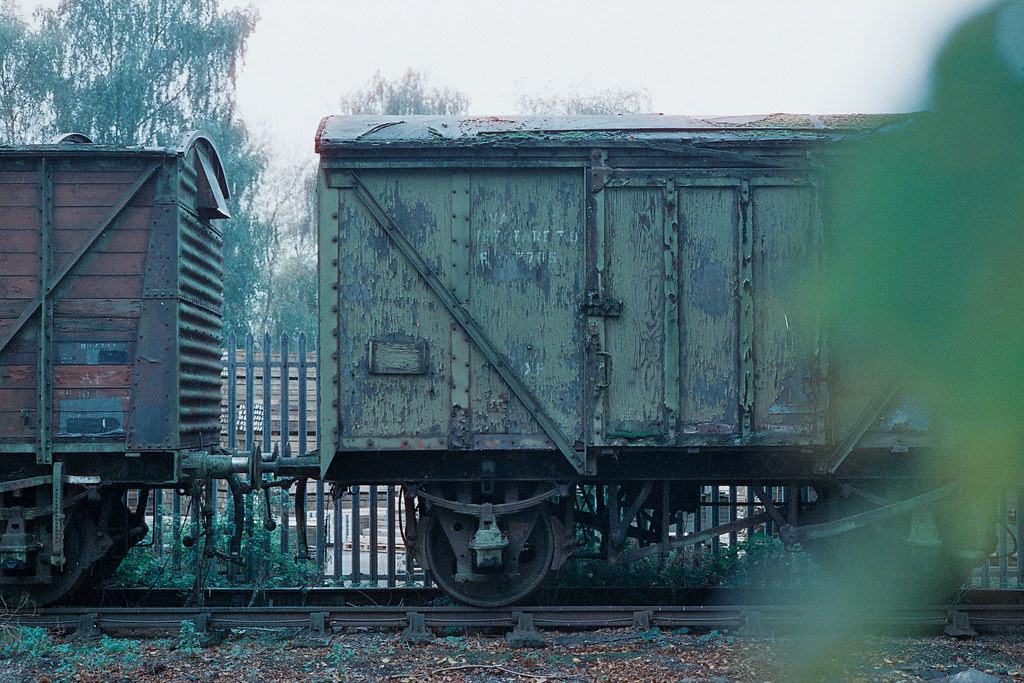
<box><xmin>250</xmin><ymin>159</ymin><xmax>318</xmax><ymax>339</ymax></box>
<box><xmin>819</xmin><ymin>1</ymin><xmax>1024</xmax><ymax>486</ymax></box>
<box><xmin>177</xmin><ymin>620</ymin><xmax>202</xmax><ymax>653</ymax></box>
<box><xmin>0</xmin><ymin>0</ymin><xmax>289</xmax><ymax>337</ymax></box>
<box><xmin>35</xmin><ymin>0</ymin><xmax>257</xmax><ymax>145</ymax></box>
<box><xmin>555</xmin><ymin>533</ymin><xmax>793</xmax><ymax>592</ymax></box>
<box><xmin>216</xmin><ymin>122</ymin><xmax>275</xmax><ymax>338</ymax></box>
<box><xmin>339</xmin><ymin>68</ymin><xmax>469</xmax><ymax>115</ymax></box>
<box><xmin>110</xmin><ymin>491</ymin><xmax>317</xmax><ymax>591</ymax></box>
<box><xmin>0</xmin><ymin>1</ymin><xmax>48</xmax><ymax>143</ymax></box>
<box><xmin>241</xmin><ymin>517</ymin><xmax>319</xmax><ymax>589</ymax></box>
<box><xmin>0</xmin><ymin>628</ymin><xmax>146</xmax><ymax>675</ymax></box>
<box><xmin>0</xmin><ymin>626</ymin><xmax>50</xmax><ymax>660</ymax></box>
<box><xmin>329</xmin><ymin>640</ymin><xmax>359</xmax><ymax>666</ymax></box>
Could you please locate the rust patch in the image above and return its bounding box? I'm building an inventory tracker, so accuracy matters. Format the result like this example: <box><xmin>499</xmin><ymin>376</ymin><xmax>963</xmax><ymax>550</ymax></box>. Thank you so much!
<box><xmin>487</xmin><ymin>392</ymin><xmax>509</xmax><ymax>414</ymax></box>
<box><xmin>449</xmin><ymin>403</ymin><xmax>471</xmax><ymax>449</ymax></box>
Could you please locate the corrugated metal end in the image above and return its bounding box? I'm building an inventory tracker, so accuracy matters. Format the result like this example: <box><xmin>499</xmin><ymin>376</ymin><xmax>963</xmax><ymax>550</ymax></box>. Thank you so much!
<box><xmin>177</xmin><ymin>207</ymin><xmax>225</xmax><ymax>448</ymax></box>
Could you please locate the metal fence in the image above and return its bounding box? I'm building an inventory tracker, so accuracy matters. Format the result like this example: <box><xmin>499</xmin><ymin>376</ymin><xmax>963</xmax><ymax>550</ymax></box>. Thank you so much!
<box><xmin>128</xmin><ymin>332</ymin><xmax>1021</xmax><ymax>590</ymax></box>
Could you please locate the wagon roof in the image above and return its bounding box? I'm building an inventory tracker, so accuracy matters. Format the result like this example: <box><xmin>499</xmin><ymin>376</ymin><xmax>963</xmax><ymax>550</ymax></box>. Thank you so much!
<box><xmin>316</xmin><ymin>113</ymin><xmax>914</xmax><ymax>153</ymax></box>
<box><xmin>0</xmin><ymin>131</ymin><xmax>230</xmax><ymax>219</ymax></box>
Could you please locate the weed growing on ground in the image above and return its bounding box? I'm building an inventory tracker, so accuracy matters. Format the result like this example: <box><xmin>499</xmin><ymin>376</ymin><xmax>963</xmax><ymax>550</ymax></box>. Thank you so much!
<box><xmin>0</xmin><ymin>626</ymin><xmax>51</xmax><ymax>660</ymax></box>
<box><xmin>177</xmin><ymin>620</ymin><xmax>202</xmax><ymax>653</ymax></box>
<box><xmin>550</xmin><ymin>532</ymin><xmax>818</xmax><ymax>595</ymax></box>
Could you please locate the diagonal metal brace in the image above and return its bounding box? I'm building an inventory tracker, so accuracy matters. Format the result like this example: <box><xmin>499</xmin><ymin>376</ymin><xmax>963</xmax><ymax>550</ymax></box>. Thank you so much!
<box><xmin>791</xmin><ymin>483</ymin><xmax>955</xmax><ymax>544</ymax></box>
<box><xmin>609</xmin><ymin>511</ymin><xmax>771</xmax><ymax>565</ymax></box>
<box><xmin>827</xmin><ymin>380</ymin><xmax>903</xmax><ymax>475</ymax></box>
<box><xmin>345</xmin><ymin>172</ymin><xmax>585</xmax><ymax>473</ymax></box>
<box><xmin>0</xmin><ymin>162</ymin><xmax>161</xmax><ymax>356</ymax></box>
<box><xmin>752</xmin><ymin>487</ymin><xmax>788</xmax><ymax>529</ymax></box>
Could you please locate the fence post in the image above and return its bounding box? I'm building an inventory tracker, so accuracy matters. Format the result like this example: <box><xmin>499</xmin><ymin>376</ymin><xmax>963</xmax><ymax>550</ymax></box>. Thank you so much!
<box><xmin>298</xmin><ymin>332</ymin><xmax>311</xmax><ymax>567</ymax></box>
<box><xmin>1016</xmin><ymin>486</ymin><xmax>1023</xmax><ymax>588</ymax></box>
<box><xmin>350</xmin><ymin>486</ymin><xmax>362</xmax><ymax>585</ymax></box>
<box><xmin>280</xmin><ymin>332</ymin><xmax>290</xmax><ymax>557</ymax></box>
<box><xmin>154</xmin><ymin>489</ymin><xmax>163</xmax><ymax>557</ymax></box>
<box><xmin>261</xmin><ymin>332</ymin><xmax>272</xmax><ymax>577</ymax></box>
<box><xmin>225</xmin><ymin>332</ymin><xmax>237</xmax><ymax>581</ymax></box>
<box><xmin>746</xmin><ymin>485</ymin><xmax>756</xmax><ymax>539</ymax></box>
<box><xmin>369</xmin><ymin>486</ymin><xmax>379</xmax><ymax>584</ymax></box>
<box><xmin>729</xmin><ymin>485</ymin><xmax>738</xmax><ymax>547</ymax></box>
<box><xmin>172</xmin><ymin>490</ymin><xmax>181</xmax><ymax>570</ymax></box>
<box><xmin>387</xmin><ymin>486</ymin><xmax>397</xmax><ymax>587</ymax></box>
<box><xmin>711</xmin><ymin>485</ymin><xmax>720</xmax><ymax>556</ymax></box>
<box><xmin>314</xmin><ymin>336</ymin><xmax>326</xmax><ymax>573</ymax></box>
<box><xmin>332</xmin><ymin>484</ymin><xmax>342</xmax><ymax>579</ymax></box>
<box><xmin>998</xmin><ymin>488</ymin><xmax>1008</xmax><ymax>588</ymax></box>
<box><xmin>245</xmin><ymin>332</ymin><xmax>255</xmax><ymax>454</ymax></box>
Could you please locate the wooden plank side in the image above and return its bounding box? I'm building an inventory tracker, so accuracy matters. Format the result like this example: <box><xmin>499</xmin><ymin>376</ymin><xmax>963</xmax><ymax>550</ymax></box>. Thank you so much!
<box><xmin>54</xmin><ymin>387</ymin><xmax>130</xmax><ymax>400</ymax></box>
<box><xmin>0</xmin><ymin>299</ymin><xmax>143</xmax><ymax>323</ymax></box>
<box><xmin>0</xmin><ymin>388</ymin><xmax>35</xmax><ymax>411</ymax></box>
<box><xmin>678</xmin><ymin>186</ymin><xmax>740</xmax><ymax>437</ymax></box>
<box><xmin>0</xmin><ymin>208</ymin><xmax>41</xmax><ymax>232</ymax></box>
<box><xmin>55</xmin><ymin>227</ymin><xmax>151</xmax><ymax>254</ymax></box>
<box><xmin>0</xmin><ymin>185</ymin><xmax>37</xmax><ymax>207</ymax></box>
<box><xmin>53</xmin><ymin>318</ymin><xmax>138</xmax><ymax>335</ymax></box>
<box><xmin>751</xmin><ymin>184</ymin><xmax>819</xmax><ymax>439</ymax></box>
<box><xmin>53</xmin><ymin>299</ymin><xmax>141</xmax><ymax>318</ymax></box>
<box><xmin>54</xmin><ymin>365</ymin><xmax>133</xmax><ymax>390</ymax></box>
<box><xmin>0</xmin><ymin>277</ymin><xmax>38</xmax><ymax>298</ymax></box>
<box><xmin>0</xmin><ymin>411</ymin><xmax>36</xmax><ymax>437</ymax></box>
<box><xmin>53</xmin><ymin>170</ymin><xmax>149</xmax><ymax>185</ymax></box>
<box><xmin>0</xmin><ymin>253</ymin><xmax>40</xmax><ymax>276</ymax></box>
<box><xmin>0</xmin><ymin>347</ymin><xmax>35</xmax><ymax>365</ymax></box>
<box><xmin>53</xmin><ymin>250</ymin><xmax>148</xmax><ymax>278</ymax></box>
<box><xmin>0</xmin><ymin>171</ymin><xmax>38</xmax><ymax>185</ymax></box>
<box><xmin>53</xmin><ymin>207</ymin><xmax>152</xmax><ymax>234</ymax></box>
<box><xmin>51</xmin><ymin>180</ymin><xmax>155</xmax><ymax>208</ymax></box>
<box><xmin>468</xmin><ymin>168</ymin><xmax>585</xmax><ymax>442</ymax></box>
<box><xmin>335</xmin><ymin>170</ymin><xmax>451</xmax><ymax>440</ymax></box>
<box><xmin>0</xmin><ymin>364</ymin><xmax>34</xmax><ymax>389</ymax></box>
<box><xmin>0</xmin><ymin>362</ymin><xmax>132</xmax><ymax>389</ymax></box>
<box><xmin>604</xmin><ymin>187</ymin><xmax>666</xmax><ymax>439</ymax></box>
<box><xmin>61</xmin><ymin>275</ymin><xmax>144</xmax><ymax>300</ymax></box>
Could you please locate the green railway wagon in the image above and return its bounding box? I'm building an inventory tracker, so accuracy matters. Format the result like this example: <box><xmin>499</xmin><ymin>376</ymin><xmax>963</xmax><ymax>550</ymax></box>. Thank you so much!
<box><xmin>0</xmin><ymin>133</ymin><xmax>243</xmax><ymax>604</ymax></box>
<box><xmin>313</xmin><ymin>114</ymin><xmax>979</xmax><ymax>606</ymax></box>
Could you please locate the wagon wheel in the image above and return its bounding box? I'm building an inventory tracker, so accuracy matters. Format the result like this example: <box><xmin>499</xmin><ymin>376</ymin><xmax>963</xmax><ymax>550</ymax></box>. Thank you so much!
<box><xmin>799</xmin><ymin>483</ymin><xmax>994</xmax><ymax>603</ymax></box>
<box><xmin>422</xmin><ymin>506</ymin><xmax>556</xmax><ymax>607</ymax></box>
<box><xmin>0</xmin><ymin>510</ymin><xmax>99</xmax><ymax>608</ymax></box>
<box><xmin>78</xmin><ymin>496</ymin><xmax>149</xmax><ymax>594</ymax></box>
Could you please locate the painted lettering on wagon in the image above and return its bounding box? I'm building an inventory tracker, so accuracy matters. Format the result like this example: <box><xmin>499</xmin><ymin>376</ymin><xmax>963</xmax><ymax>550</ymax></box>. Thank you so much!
<box><xmin>474</xmin><ymin>227</ymin><xmax>579</xmax><ymax>268</ymax></box>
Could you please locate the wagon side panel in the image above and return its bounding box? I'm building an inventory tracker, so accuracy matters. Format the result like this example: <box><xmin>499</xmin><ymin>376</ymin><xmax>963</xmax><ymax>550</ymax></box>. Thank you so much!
<box><xmin>751</xmin><ymin>183</ymin><xmax>822</xmax><ymax>443</ymax></box>
<box><xmin>0</xmin><ymin>161</ymin><xmax>43</xmax><ymax>442</ymax></box>
<box><xmin>468</xmin><ymin>168</ymin><xmax>586</xmax><ymax>448</ymax></box>
<box><xmin>0</xmin><ymin>155</ymin><xmax>162</xmax><ymax>450</ymax></box>
<box><xmin>677</xmin><ymin>183</ymin><xmax>741</xmax><ymax>442</ymax></box>
<box><xmin>327</xmin><ymin>169</ymin><xmax>454</xmax><ymax>452</ymax></box>
<box><xmin>601</xmin><ymin>186</ymin><xmax>668</xmax><ymax>443</ymax></box>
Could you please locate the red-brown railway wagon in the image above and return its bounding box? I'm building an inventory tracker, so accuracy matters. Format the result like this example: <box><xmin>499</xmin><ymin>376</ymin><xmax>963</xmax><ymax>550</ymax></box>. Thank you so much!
<box><xmin>0</xmin><ymin>134</ymin><xmax>238</xmax><ymax>604</ymax></box>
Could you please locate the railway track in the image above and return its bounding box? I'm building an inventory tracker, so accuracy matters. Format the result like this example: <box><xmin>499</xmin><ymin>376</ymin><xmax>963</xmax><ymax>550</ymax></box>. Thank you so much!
<box><xmin>6</xmin><ymin>589</ymin><xmax>1022</xmax><ymax>641</ymax></box>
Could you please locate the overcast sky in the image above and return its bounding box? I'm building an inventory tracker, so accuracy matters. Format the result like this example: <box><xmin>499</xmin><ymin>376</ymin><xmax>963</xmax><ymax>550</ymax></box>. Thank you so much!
<box><xmin>224</xmin><ymin>0</ymin><xmax>995</xmax><ymax>155</ymax></box>
<box><xmin>28</xmin><ymin>0</ymin><xmax>997</xmax><ymax>156</ymax></box>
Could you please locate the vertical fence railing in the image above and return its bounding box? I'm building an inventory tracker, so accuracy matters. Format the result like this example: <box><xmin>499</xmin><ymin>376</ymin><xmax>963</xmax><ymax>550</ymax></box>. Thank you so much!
<box><xmin>212</xmin><ymin>331</ymin><xmax>411</xmax><ymax>586</ymax></box>
<box><xmin>124</xmin><ymin>331</ymin><xmax>1021</xmax><ymax>590</ymax></box>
